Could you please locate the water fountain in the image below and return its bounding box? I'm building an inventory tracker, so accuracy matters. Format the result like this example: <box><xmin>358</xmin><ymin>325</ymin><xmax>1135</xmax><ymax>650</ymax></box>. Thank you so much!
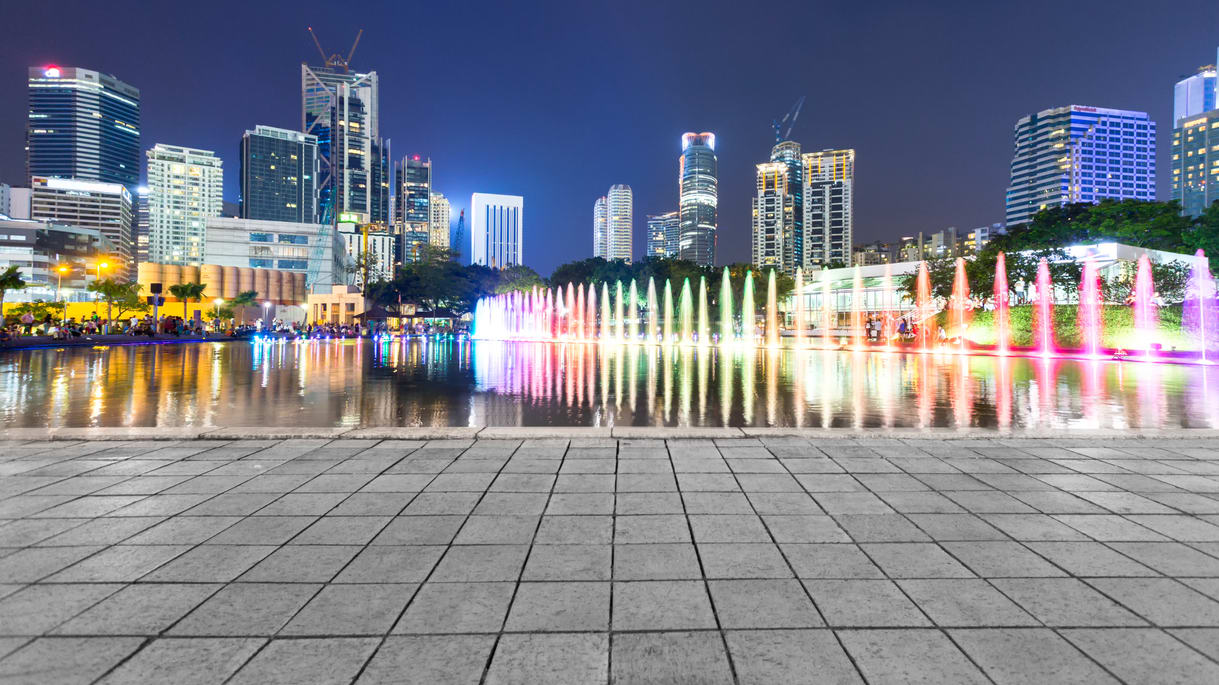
<box><xmin>628</xmin><ymin>279</ymin><xmax>639</xmax><ymax>343</ymax></box>
<box><xmin>767</xmin><ymin>270</ymin><xmax>779</xmax><ymax>348</ymax></box>
<box><xmin>600</xmin><ymin>283</ymin><xmax>611</xmax><ymax>342</ymax></box>
<box><xmin>742</xmin><ymin>271</ymin><xmax>756</xmax><ymax>345</ymax></box>
<box><xmin>994</xmin><ymin>252</ymin><xmax>1011</xmax><ymax>355</ymax></box>
<box><xmin>1134</xmin><ymin>254</ymin><xmax>1156</xmax><ymax>359</ymax></box>
<box><xmin>1034</xmin><ymin>257</ymin><xmax>1054</xmax><ymax>357</ymax></box>
<box><xmin>720</xmin><ymin>268</ymin><xmax>734</xmax><ymax>345</ymax></box>
<box><xmin>916</xmin><ymin>261</ymin><xmax>933</xmax><ymax>352</ymax></box>
<box><xmin>951</xmin><ymin>257</ymin><xmax>970</xmax><ymax>354</ymax></box>
<box><xmin>1079</xmin><ymin>254</ymin><xmax>1103</xmax><ymax>359</ymax></box>
<box><xmin>851</xmin><ymin>266</ymin><xmax>864</xmax><ymax>349</ymax></box>
<box><xmin>698</xmin><ymin>276</ymin><xmax>710</xmax><ymax>346</ymax></box>
<box><xmin>614</xmin><ymin>281</ymin><xmax>625</xmax><ymax>342</ymax></box>
<box><xmin>881</xmin><ymin>264</ymin><xmax>895</xmax><ymax>346</ymax></box>
<box><xmin>1186</xmin><ymin>249</ymin><xmax>1217</xmax><ymax>363</ymax></box>
<box><xmin>820</xmin><ymin>270</ymin><xmax>833</xmax><ymax>347</ymax></box>
<box><xmin>664</xmin><ymin>279</ymin><xmax>674</xmax><ymax>345</ymax></box>
<box><xmin>794</xmin><ymin>268</ymin><xmax>805</xmax><ymax>347</ymax></box>
<box><xmin>646</xmin><ymin>277</ymin><xmax>659</xmax><ymax>343</ymax></box>
<box><xmin>680</xmin><ymin>278</ymin><xmax>694</xmax><ymax>344</ymax></box>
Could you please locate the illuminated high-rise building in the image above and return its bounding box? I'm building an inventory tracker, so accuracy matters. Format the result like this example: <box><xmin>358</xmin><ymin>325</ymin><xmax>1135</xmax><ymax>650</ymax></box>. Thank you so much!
<box><xmin>29</xmin><ymin>176</ymin><xmax>133</xmax><ymax>277</ymax></box>
<box><xmin>752</xmin><ymin>140</ymin><xmax>803</xmax><ymax>274</ymax></box>
<box><xmin>395</xmin><ymin>155</ymin><xmax>431</xmax><ymax>261</ymax></box>
<box><xmin>26</xmin><ymin>65</ymin><xmax>140</xmax><ymax>191</ymax></box>
<box><xmin>646</xmin><ymin>211</ymin><xmax>678</xmax><ymax>258</ymax></box>
<box><xmin>429</xmin><ymin>192</ymin><xmax>451</xmax><ymax>249</ymax></box>
<box><xmin>606</xmin><ymin>184</ymin><xmax>633</xmax><ymax>262</ymax></box>
<box><xmin>240</xmin><ymin>125</ymin><xmax>318</xmax><ymax>224</ymax></box>
<box><xmin>471</xmin><ymin>193</ymin><xmax>523</xmax><ymax>269</ymax></box>
<box><xmin>146</xmin><ymin>144</ymin><xmax>223</xmax><ymax>266</ymax></box>
<box><xmin>1004</xmin><ymin>106</ymin><xmax>1155</xmax><ymax>226</ymax></box>
<box><xmin>678</xmin><ymin>132</ymin><xmax>717</xmax><ymax>265</ymax></box>
<box><xmin>593</xmin><ymin>196</ymin><xmax>607</xmax><ymax>259</ymax></box>
<box><xmin>1173</xmin><ymin>109</ymin><xmax>1219</xmax><ymax>217</ymax></box>
<box><xmin>1174</xmin><ymin>61</ymin><xmax>1217</xmax><ymax>124</ymax></box>
<box><xmin>803</xmin><ymin>149</ymin><xmax>855</xmax><ymax>268</ymax></box>
<box><xmin>301</xmin><ymin>60</ymin><xmax>388</xmax><ymax>225</ymax></box>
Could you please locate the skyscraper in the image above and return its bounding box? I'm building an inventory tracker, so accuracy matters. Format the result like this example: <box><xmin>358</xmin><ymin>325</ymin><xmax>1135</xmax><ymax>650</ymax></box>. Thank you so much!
<box><xmin>430</xmin><ymin>192</ymin><xmax>451</xmax><ymax>249</ymax></box>
<box><xmin>29</xmin><ymin>176</ymin><xmax>133</xmax><ymax>277</ymax></box>
<box><xmin>26</xmin><ymin>66</ymin><xmax>140</xmax><ymax>191</ymax></box>
<box><xmin>646</xmin><ymin>212</ymin><xmax>678</xmax><ymax>259</ymax></box>
<box><xmin>1174</xmin><ymin>63</ymin><xmax>1218</xmax><ymax>124</ymax></box>
<box><xmin>803</xmin><ymin>149</ymin><xmax>855</xmax><ymax>268</ymax></box>
<box><xmin>301</xmin><ymin>60</ymin><xmax>388</xmax><ymax>225</ymax></box>
<box><xmin>752</xmin><ymin>141</ymin><xmax>803</xmax><ymax>275</ymax></box>
<box><xmin>135</xmin><ymin>186</ymin><xmax>149</xmax><ymax>264</ymax></box>
<box><xmin>146</xmin><ymin>145</ymin><xmax>223</xmax><ymax>266</ymax></box>
<box><xmin>678</xmin><ymin>133</ymin><xmax>717</xmax><ymax>265</ymax></box>
<box><xmin>471</xmin><ymin>193</ymin><xmax>523</xmax><ymax>269</ymax></box>
<box><xmin>593</xmin><ymin>196</ymin><xmax>607</xmax><ymax>259</ymax></box>
<box><xmin>1172</xmin><ymin>110</ymin><xmax>1219</xmax><ymax>217</ymax></box>
<box><xmin>240</xmin><ymin>125</ymin><xmax>319</xmax><ymax>224</ymax></box>
<box><xmin>1004</xmin><ymin>106</ymin><xmax>1156</xmax><ymax>226</ymax></box>
<box><xmin>395</xmin><ymin>156</ymin><xmax>431</xmax><ymax>261</ymax></box>
<box><xmin>606</xmin><ymin>184</ymin><xmax>633</xmax><ymax>262</ymax></box>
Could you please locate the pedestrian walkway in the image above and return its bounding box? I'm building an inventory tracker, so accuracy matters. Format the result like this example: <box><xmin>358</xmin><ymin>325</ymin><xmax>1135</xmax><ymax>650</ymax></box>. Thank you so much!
<box><xmin>3</xmin><ymin>435</ymin><xmax>1219</xmax><ymax>683</ymax></box>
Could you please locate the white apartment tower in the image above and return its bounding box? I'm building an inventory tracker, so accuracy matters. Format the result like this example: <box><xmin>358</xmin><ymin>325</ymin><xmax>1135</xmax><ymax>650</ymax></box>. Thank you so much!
<box><xmin>606</xmin><ymin>184</ymin><xmax>633</xmax><ymax>262</ymax></box>
<box><xmin>471</xmin><ymin>193</ymin><xmax>523</xmax><ymax>269</ymax></box>
<box><xmin>430</xmin><ymin>191</ymin><xmax>451</xmax><ymax>249</ymax></box>
<box><xmin>803</xmin><ymin>149</ymin><xmax>855</xmax><ymax>267</ymax></box>
<box><xmin>593</xmin><ymin>196</ymin><xmax>607</xmax><ymax>259</ymax></box>
<box><xmin>145</xmin><ymin>144</ymin><xmax>223</xmax><ymax>266</ymax></box>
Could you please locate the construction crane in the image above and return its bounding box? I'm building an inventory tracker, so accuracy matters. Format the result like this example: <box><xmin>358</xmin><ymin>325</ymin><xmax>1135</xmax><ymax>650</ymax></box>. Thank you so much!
<box><xmin>772</xmin><ymin>96</ymin><xmax>806</xmax><ymax>143</ymax></box>
<box><xmin>307</xmin><ymin>27</ymin><xmax>363</xmax><ymax>73</ymax></box>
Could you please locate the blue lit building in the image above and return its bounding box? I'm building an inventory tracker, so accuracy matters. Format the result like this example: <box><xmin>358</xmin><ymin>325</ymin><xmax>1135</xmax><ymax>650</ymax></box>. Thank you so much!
<box><xmin>1174</xmin><ymin>63</ymin><xmax>1217</xmax><ymax>125</ymax></box>
<box><xmin>26</xmin><ymin>65</ymin><xmax>140</xmax><ymax>191</ymax></box>
<box><xmin>1005</xmin><ymin>105</ymin><xmax>1156</xmax><ymax>226</ymax></box>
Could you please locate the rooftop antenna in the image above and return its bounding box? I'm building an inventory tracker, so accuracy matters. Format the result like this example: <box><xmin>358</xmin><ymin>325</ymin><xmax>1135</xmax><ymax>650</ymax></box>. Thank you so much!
<box><xmin>307</xmin><ymin>27</ymin><xmax>364</xmax><ymax>73</ymax></box>
<box><xmin>772</xmin><ymin>96</ymin><xmax>806</xmax><ymax>143</ymax></box>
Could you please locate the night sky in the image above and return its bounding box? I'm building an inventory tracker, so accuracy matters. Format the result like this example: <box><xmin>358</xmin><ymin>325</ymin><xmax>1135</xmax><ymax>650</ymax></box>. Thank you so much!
<box><xmin>2</xmin><ymin>0</ymin><xmax>1217</xmax><ymax>275</ymax></box>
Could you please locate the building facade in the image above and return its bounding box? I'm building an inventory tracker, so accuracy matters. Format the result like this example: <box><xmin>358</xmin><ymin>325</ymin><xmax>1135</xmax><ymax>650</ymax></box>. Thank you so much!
<box><xmin>471</xmin><ymin>193</ymin><xmax>523</xmax><ymax>269</ymax></box>
<box><xmin>429</xmin><ymin>192</ymin><xmax>451</xmax><ymax>249</ymax></box>
<box><xmin>593</xmin><ymin>196</ymin><xmax>607</xmax><ymax>259</ymax></box>
<box><xmin>1004</xmin><ymin>105</ymin><xmax>1156</xmax><ymax>226</ymax></box>
<box><xmin>678</xmin><ymin>132</ymin><xmax>717</xmax><ymax>265</ymax></box>
<box><xmin>0</xmin><ymin>217</ymin><xmax>116</xmax><ymax>294</ymax></box>
<box><xmin>26</xmin><ymin>65</ymin><xmax>140</xmax><ymax>191</ymax></box>
<box><xmin>146</xmin><ymin>145</ymin><xmax>224</xmax><ymax>266</ymax></box>
<box><xmin>803</xmin><ymin>149</ymin><xmax>855</xmax><ymax>267</ymax></box>
<box><xmin>29</xmin><ymin>176</ymin><xmax>133</xmax><ymax>277</ymax></box>
<box><xmin>1173</xmin><ymin>109</ymin><xmax>1219</xmax><ymax>217</ymax></box>
<box><xmin>752</xmin><ymin>141</ymin><xmax>803</xmax><ymax>275</ymax></box>
<box><xmin>606</xmin><ymin>184</ymin><xmax>633</xmax><ymax>262</ymax></box>
<box><xmin>301</xmin><ymin>63</ymin><xmax>389</xmax><ymax>225</ymax></box>
<box><xmin>135</xmin><ymin>186</ymin><xmax>149</xmax><ymax>264</ymax></box>
<box><xmin>1175</xmin><ymin>63</ymin><xmax>1218</xmax><ymax>124</ymax></box>
<box><xmin>645</xmin><ymin>212</ymin><xmax>678</xmax><ymax>259</ymax></box>
<box><xmin>203</xmin><ymin>216</ymin><xmax>346</xmax><ymax>292</ymax></box>
<box><xmin>240</xmin><ymin>125</ymin><xmax>318</xmax><ymax>224</ymax></box>
<box><xmin>395</xmin><ymin>156</ymin><xmax>431</xmax><ymax>261</ymax></box>
<box><xmin>337</xmin><ymin>222</ymin><xmax>396</xmax><ymax>285</ymax></box>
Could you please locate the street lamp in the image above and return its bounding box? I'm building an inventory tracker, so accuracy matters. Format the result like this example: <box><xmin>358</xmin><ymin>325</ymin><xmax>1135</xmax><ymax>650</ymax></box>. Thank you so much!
<box><xmin>262</xmin><ymin>301</ymin><xmax>271</xmax><ymax>331</ymax></box>
<box><xmin>55</xmin><ymin>265</ymin><xmax>69</xmax><ymax>324</ymax></box>
<box><xmin>213</xmin><ymin>298</ymin><xmax>224</xmax><ymax>328</ymax></box>
<box><xmin>93</xmin><ymin>261</ymin><xmax>109</xmax><ymax>327</ymax></box>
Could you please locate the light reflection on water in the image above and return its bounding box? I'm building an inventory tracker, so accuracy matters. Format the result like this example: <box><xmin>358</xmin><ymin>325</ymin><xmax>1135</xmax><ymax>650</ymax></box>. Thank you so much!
<box><xmin>0</xmin><ymin>339</ymin><xmax>1217</xmax><ymax>429</ymax></box>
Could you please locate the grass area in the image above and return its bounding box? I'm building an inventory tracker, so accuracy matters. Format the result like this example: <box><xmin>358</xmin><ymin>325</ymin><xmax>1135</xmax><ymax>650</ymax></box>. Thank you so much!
<box><xmin>954</xmin><ymin>304</ymin><xmax>1193</xmax><ymax>351</ymax></box>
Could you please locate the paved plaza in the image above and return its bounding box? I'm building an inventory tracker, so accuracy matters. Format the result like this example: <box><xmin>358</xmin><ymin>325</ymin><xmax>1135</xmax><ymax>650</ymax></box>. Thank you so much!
<box><xmin>4</xmin><ymin>432</ymin><xmax>1219</xmax><ymax>683</ymax></box>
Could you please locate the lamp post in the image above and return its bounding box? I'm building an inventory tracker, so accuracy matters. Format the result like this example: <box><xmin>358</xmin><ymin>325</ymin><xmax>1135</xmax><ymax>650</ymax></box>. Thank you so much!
<box><xmin>262</xmin><ymin>301</ymin><xmax>271</xmax><ymax>331</ymax></box>
<box><xmin>94</xmin><ymin>261</ymin><xmax>109</xmax><ymax>331</ymax></box>
<box><xmin>55</xmin><ymin>265</ymin><xmax>69</xmax><ymax>325</ymax></box>
<box><xmin>213</xmin><ymin>298</ymin><xmax>224</xmax><ymax>331</ymax></box>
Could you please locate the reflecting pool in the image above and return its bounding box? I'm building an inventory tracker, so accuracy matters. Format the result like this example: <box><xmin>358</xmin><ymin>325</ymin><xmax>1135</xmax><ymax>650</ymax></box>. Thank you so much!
<box><xmin>1</xmin><ymin>338</ymin><xmax>1217</xmax><ymax>429</ymax></box>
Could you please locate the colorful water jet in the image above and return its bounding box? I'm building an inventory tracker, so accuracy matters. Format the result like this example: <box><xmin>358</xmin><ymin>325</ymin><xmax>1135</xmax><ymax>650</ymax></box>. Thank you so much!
<box><xmin>1134</xmin><ymin>254</ymin><xmax>1157</xmax><ymax>359</ymax></box>
<box><xmin>1034</xmin><ymin>258</ymin><xmax>1054</xmax><ymax>357</ymax></box>
<box><xmin>1079</xmin><ymin>254</ymin><xmax>1103</xmax><ymax>359</ymax></box>
<box><xmin>1186</xmin><ymin>250</ymin><xmax>1217</xmax><ymax>363</ymax></box>
<box><xmin>994</xmin><ymin>252</ymin><xmax>1011</xmax><ymax>356</ymax></box>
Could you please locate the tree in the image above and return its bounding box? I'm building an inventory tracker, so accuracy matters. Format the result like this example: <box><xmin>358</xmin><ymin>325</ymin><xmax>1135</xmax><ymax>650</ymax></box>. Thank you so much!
<box><xmin>0</xmin><ymin>265</ymin><xmax>27</xmax><ymax>319</ymax></box>
<box><xmin>168</xmin><ymin>282</ymin><xmax>207</xmax><ymax>320</ymax></box>
<box><xmin>495</xmin><ymin>265</ymin><xmax>545</xmax><ymax>294</ymax></box>
<box><xmin>85</xmin><ymin>279</ymin><xmax>148</xmax><ymax>325</ymax></box>
<box><xmin>1151</xmin><ymin>260</ymin><xmax>1191</xmax><ymax>303</ymax></box>
<box><xmin>228</xmin><ymin>290</ymin><xmax>258</xmax><ymax>324</ymax></box>
<box><xmin>7</xmin><ymin>300</ymin><xmax>59</xmax><ymax>327</ymax></box>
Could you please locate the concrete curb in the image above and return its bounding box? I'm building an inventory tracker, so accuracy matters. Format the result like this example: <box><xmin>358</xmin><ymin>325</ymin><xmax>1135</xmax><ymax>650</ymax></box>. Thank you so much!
<box><xmin>3</xmin><ymin>426</ymin><xmax>1219</xmax><ymax>442</ymax></box>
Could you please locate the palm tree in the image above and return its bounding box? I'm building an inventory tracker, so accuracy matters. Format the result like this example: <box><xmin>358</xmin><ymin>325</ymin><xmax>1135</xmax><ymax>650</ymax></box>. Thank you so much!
<box><xmin>168</xmin><ymin>282</ymin><xmax>207</xmax><ymax>321</ymax></box>
<box><xmin>0</xmin><ymin>266</ymin><xmax>27</xmax><ymax>322</ymax></box>
<box><xmin>229</xmin><ymin>290</ymin><xmax>258</xmax><ymax>325</ymax></box>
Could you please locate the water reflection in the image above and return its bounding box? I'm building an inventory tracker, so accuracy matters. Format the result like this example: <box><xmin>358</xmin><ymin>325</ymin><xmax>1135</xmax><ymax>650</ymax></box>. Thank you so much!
<box><xmin>0</xmin><ymin>339</ymin><xmax>1217</xmax><ymax>429</ymax></box>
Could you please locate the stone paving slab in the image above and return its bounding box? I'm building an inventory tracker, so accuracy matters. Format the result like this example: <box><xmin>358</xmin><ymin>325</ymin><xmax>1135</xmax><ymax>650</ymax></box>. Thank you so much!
<box><xmin>4</xmin><ymin>436</ymin><xmax>1219</xmax><ymax>682</ymax></box>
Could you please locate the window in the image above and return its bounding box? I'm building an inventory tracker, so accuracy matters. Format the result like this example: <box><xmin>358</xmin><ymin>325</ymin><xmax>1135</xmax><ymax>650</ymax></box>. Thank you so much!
<box><xmin>278</xmin><ymin>234</ymin><xmax>308</xmax><ymax>245</ymax></box>
<box><xmin>277</xmin><ymin>259</ymin><xmax>307</xmax><ymax>270</ymax></box>
<box><xmin>250</xmin><ymin>232</ymin><xmax>273</xmax><ymax>243</ymax></box>
<box><xmin>249</xmin><ymin>258</ymin><xmax>273</xmax><ymax>268</ymax></box>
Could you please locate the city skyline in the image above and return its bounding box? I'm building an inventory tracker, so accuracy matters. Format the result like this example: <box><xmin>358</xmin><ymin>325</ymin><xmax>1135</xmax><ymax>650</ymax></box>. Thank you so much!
<box><xmin>1</xmin><ymin>1</ymin><xmax>1218</xmax><ymax>274</ymax></box>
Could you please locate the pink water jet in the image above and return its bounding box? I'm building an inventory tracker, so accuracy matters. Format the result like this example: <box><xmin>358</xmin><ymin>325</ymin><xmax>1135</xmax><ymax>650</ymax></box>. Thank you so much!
<box><xmin>994</xmin><ymin>252</ymin><xmax>1011</xmax><ymax>356</ymax></box>
<box><xmin>1034</xmin><ymin>258</ymin><xmax>1054</xmax><ymax>357</ymax></box>
<box><xmin>1133</xmin><ymin>254</ymin><xmax>1156</xmax><ymax>359</ymax></box>
<box><xmin>1186</xmin><ymin>249</ymin><xmax>1217</xmax><ymax>363</ymax></box>
<box><xmin>851</xmin><ymin>267</ymin><xmax>864</xmax><ymax>349</ymax></box>
<box><xmin>916</xmin><ymin>261</ymin><xmax>934</xmax><ymax>352</ymax></box>
<box><xmin>951</xmin><ymin>257</ymin><xmax>970</xmax><ymax>354</ymax></box>
<box><xmin>1079</xmin><ymin>255</ymin><xmax>1103</xmax><ymax>359</ymax></box>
